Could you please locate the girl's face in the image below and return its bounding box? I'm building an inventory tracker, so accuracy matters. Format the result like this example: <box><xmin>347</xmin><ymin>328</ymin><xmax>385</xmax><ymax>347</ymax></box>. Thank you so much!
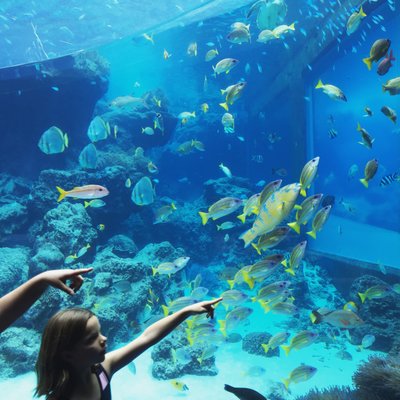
<box><xmin>67</xmin><ymin>316</ymin><xmax>107</xmax><ymax>367</ymax></box>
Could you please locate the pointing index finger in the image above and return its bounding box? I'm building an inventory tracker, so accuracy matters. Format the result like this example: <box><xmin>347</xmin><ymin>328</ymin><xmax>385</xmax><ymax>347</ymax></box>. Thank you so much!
<box><xmin>70</xmin><ymin>267</ymin><xmax>93</xmax><ymax>275</ymax></box>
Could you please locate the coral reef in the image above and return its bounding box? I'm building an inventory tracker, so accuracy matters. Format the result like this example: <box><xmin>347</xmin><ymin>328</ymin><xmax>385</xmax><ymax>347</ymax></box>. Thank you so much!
<box><xmin>242</xmin><ymin>332</ymin><xmax>279</xmax><ymax>357</ymax></box>
<box><xmin>0</xmin><ymin>247</ymin><xmax>30</xmax><ymax>295</ymax></box>
<box><xmin>0</xmin><ymin>327</ymin><xmax>41</xmax><ymax>377</ymax></box>
<box><xmin>294</xmin><ymin>386</ymin><xmax>356</xmax><ymax>399</ymax></box>
<box><xmin>349</xmin><ymin>275</ymin><xmax>400</xmax><ymax>353</ymax></box>
<box><xmin>0</xmin><ymin>202</ymin><xmax>28</xmax><ymax>236</ymax></box>
<box><xmin>151</xmin><ymin>330</ymin><xmax>218</xmax><ymax>379</ymax></box>
<box><xmin>353</xmin><ymin>355</ymin><xmax>400</xmax><ymax>400</ymax></box>
<box><xmin>203</xmin><ymin>177</ymin><xmax>252</xmax><ymax>203</ymax></box>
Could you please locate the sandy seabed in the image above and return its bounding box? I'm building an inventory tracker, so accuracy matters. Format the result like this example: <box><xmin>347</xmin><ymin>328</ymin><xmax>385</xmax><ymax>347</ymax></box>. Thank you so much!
<box><xmin>0</xmin><ymin>335</ymin><xmax>377</xmax><ymax>400</ymax></box>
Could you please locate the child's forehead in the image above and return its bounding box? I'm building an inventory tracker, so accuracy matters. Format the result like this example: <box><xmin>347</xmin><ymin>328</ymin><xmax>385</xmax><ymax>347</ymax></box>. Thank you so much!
<box><xmin>85</xmin><ymin>315</ymin><xmax>101</xmax><ymax>332</ymax></box>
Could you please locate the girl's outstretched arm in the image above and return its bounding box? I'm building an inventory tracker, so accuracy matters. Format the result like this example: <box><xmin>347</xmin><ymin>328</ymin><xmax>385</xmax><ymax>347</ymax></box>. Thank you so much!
<box><xmin>0</xmin><ymin>267</ymin><xmax>92</xmax><ymax>333</ymax></box>
<box><xmin>104</xmin><ymin>297</ymin><xmax>223</xmax><ymax>376</ymax></box>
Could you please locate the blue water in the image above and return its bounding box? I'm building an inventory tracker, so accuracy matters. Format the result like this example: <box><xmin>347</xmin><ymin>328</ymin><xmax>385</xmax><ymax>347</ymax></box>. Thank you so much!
<box><xmin>0</xmin><ymin>1</ymin><xmax>400</xmax><ymax>399</ymax></box>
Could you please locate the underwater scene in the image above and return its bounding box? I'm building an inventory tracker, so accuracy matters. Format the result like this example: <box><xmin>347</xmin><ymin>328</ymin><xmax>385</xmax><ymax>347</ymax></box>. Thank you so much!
<box><xmin>0</xmin><ymin>0</ymin><xmax>400</xmax><ymax>399</ymax></box>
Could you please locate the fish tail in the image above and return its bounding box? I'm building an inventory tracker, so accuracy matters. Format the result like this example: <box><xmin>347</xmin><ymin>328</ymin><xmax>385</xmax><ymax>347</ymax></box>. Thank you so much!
<box><xmin>306</xmin><ymin>229</ymin><xmax>317</xmax><ymax>239</ymax></box>
<box><xmin>315</xmin><ymin>79</ymin><xmax>323</xmax><ymax>89</ymax></box>
<box><xmin>161</xmin><ymin>305</ymin><xmax>169</xmax><ymax>316</ymax></box>
<box><xmin>219</xmin><ymin>102</ymin><xmax>229</xmax><ymax>111</ymax></box>
<box><xmin>281</xmin><ymin>259</ymin><xmax>288</xmax><ymax>267</ymax></box>
<box><xmin>289</xmin><ymin>22</ymin><xmax>295</xmax><ymax>30</ymax></box>
<box><xmin>282</xmin><ymin>378</ymin><xmax>291</xmax><ymax>390</ymax></box>
<box><xmin>64</xmin><ymin>133</ymin><xmax>69</xmax><ymax>148</ymax></box>
<box><xmin>171</xmin><ymin>202</ymin><xmax>177</xmax><ymax>210</ymax></box>
<box><xmin>84</xmin><ymin>201</ymin><xmax>90</xmax><ymax>208</ymax></box>
<box><xmin>359</xmin><ymin>5</ymin><xmax>366</xmax><ymax>17</ymax></box>
<box><xmin>198</xmin><ymin>211</ymin><xmax>209</xmax><ymax>225</ymax></box>
<box><xmin>358</xmin><ymin>291</ymin><xmax>367</xmax><ymax>303</ymax></box>
<box><xmin>56</xmin><ymin>186</ymin><xmax>67</xmax><ymax>202</ymax></box>
<box><xmin>227</xmin><ymin>279</ymin><xmax>235</xmax><ymax>289</ymax></box>
<box><xmin>186</xmin><ymin>330</ymin><xmax>194</xmax><ymax>346</ymax></box>
<box><xmin>357</xmin><ymin>122</ymin><xmax>361</xmax><ymax>131</ymax></box>
<box><xmin>285</xmin><ymin>268</ymin><xmax>296</xmax><ymax>277</ymax></box>
<box><xmin>197</xmin><ymin>357</ymin><xmax>203</xmax><ymax>364</ymax></box>
<box><xmin>261</xmin><ymin>344</ymin><xmax>270</xmax><ymax>353</ymax></box>
<box><xmin>237</xmin><ymin>213</ymin><xmax>246</xmax><ymax>223</ymax></box>
<box><xmin>218</xmin><ymin>320</ymin><xmax>227</xmax><ymax>337</ymax></box>
<box><xmin>359</xmin><ymin>178</ymin><xmax>369</xmax><ymax>188</ymax></box>
<box><xmin>242</xmin><ymin>271</ymin><xmax>255</xmax><ymax>290</ymax></box>
<box><xmin>389</xmin><ymin>49</ymin><xmax>395</xmax><ymax>61</ymax></box>
<box><xmin>300</xmin><ymin>188</ymin><xmax>307</xmax><ymax>197</ymax></box>
<box><xmin>310</xmin><ymin>310</ymin><xmax>323</xmax><ymax>324</ymax></box>
<box><xmin>239</xmin><ymin>228</ymin><xmax>257</xmax><ymax>248</ymax></box>
<box><xmin>224</xmin><ymin>385</ymin><xmax>235</xmax><ymax>393</ymax></box>
<box><xmin>152</xmin><ymin>267</ymin><xmax>158</xmax><ymax>276</ymax></box>
<box><xmin>280</xmin><ymin>345</ymin><xmax>291</xmax><ymax>356</ymax></box>
<box><xmin>362</xmin><ymin>57</ymin><xmax>372</xmax><ymax>70</ymax></box>
<box><xmin>287</xmin><ymin>221</ymin><xmax>301</xmax><ymax>234</ymax></box>
<box><xmin>216</xmin><ymin>225</ymin><xmax>222</xmax><ymax>231</ymax></box>
<box><xmin>251</xmin><ymin>243</ymin><xmax>261</xmax><ymax>255</ymax></box>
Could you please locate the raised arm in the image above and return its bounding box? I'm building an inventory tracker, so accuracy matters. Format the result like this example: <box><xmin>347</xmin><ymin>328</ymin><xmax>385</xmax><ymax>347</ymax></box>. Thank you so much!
<box><xmin>0</xmin><ymin>267</ymin><xmax>92</xmax><ymax>333</ymax></box>
<box><xmin>104</xmin><ymin>297</ymin><xmax>223</xmax><ymax>376</ymax></box>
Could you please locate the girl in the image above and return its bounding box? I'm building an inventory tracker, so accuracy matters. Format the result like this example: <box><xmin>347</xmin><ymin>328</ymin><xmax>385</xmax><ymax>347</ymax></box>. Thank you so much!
<box><xmin>35</xmin><ymin>297</ymin><xmax>222</xmax><ymax>399</ymax></box>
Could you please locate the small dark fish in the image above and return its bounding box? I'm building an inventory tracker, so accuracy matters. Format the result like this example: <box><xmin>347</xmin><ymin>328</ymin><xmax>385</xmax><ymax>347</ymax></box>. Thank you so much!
<box><xmin>380</xmin><ymin>173</ymin><xmax>399</xmax><ymax>187</ymax></box>
<box><xmin>381</xmin><ymin>105</ymin><xmax>397</xmax><ymax>123</ymax></box>
<box><xmin>364</xmin><ymin>107</ymin><xmax>373</xmax><ymax>117</ymax></box>
<box><xmin>377</xmin><ymin>49</ymin><xmax>395</xmax><ymax>76</ymax></box>
<box><xmin>321</xmin><ymin>195</ymin><xmax>335</xmax><ymax>208</ymax></box>
<box><xmin>224</xmin><ymin>384</ymin><xmax>267</xmax><ymax>400</ymax></box>
<box><xmin>328</xmin><ymin>128</ymin><xmax>338</xmax><ymax>139</ymax></box>
<box><xmin>272</xmin><ymin>167</ymin><xmax>287</xmax><ymax>177</ymax></box>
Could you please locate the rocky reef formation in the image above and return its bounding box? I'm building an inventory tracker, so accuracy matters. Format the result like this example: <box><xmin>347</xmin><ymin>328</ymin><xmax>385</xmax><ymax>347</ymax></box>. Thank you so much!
<box><xmin>151</xmin><ymin>330</ymin><xmax>218</xmax><ymax>379</ymax></box>
<box><xmin>348</xmin><ymin>275</ymin><xmax>400</xmax><ymax>354</ymax></box>
<box><xmin>242</xmin><ymin>332</ymin><xmax>279</xmax><ymax>357</ymax></box>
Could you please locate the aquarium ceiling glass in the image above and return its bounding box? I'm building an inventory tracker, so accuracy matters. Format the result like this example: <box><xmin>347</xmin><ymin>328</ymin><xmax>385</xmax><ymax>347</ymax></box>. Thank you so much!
<box><xmin>0</xmin><ymin>0</ymin><xmax>254</xmax><ymax>68</ymax></box>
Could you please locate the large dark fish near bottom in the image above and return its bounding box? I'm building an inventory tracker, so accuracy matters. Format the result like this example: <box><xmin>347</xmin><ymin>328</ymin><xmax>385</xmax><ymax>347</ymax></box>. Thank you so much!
<box><xmin>224</xmin><ymin>384</ymin><xmax>267</xmax><ymax>400</ymax></box>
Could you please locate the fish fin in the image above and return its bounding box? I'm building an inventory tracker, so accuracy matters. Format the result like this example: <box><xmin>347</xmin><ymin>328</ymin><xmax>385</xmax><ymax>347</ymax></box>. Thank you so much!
<box><xmin>281</xmin><ymin>259</ymin><xmax>288</xmax><ymax>267</ymax></box>
<box><xmin>306</xmin><ymin>230</ymin><xmax>317</xmax><ymax>239</ymax></box>
<box><xmin>282</xmin><ymin>378</ymin><xmax>291</xmax><ymax>390</ymax></box>
<box><xmin>280</xmin><ymin>345</ymin><xmax>291</xmax><ymax>356</ymax></box>
<box><xmin>251</xmin><ymin>243</ymin><xmax>261</xmax><ymax>255</ymax></box>
<box><xmin>242</xmin><ymin>271</ymin><xmax>254</xmax><ymax>290</ymax></box>
<box><xmin>359</xmin><ymin>5</ymin><xmax>367</xmax><ymax>17</ymax></box>
<box><xmin>294</xmin><ymin>204</ymin><xmax>302</xmax><ymax>210</ymax></box>
<box><xmin>362</xmin><ymin>57</ymin><xmax>372</xmax><ymax>70</ymax></box>
<box><xmin>358</xmin><ymin>291</ymin><xmax>367</xmax><ymax>303</ymax></box>
<box><xmin>315</xmin><ymin>79</ymin><xmax>323</xmax><ymax>89</ymax></box>
<box><xmin>237</xmin><ymin>213</ymin><xmax>246</xmax><ymax>223</ymax></box>
<box><xmin>227</xmin><ymin>279</ymin><xmax>235</xmax><ymax>289</ymax></box>
<box><xmin>289</xmin><ymin>22</ymin><xmax>296</xmax><ymax>30</ymax></box>
<box><xmin>56</xmin><ymin>186</ymin><xmax>67</xmax><ymax>202</ymax></box>
<box><xmin>359</xmin><ymin>178</ymin><xmax>369</xmax><ymax>188</ymax></box>
<box><xmin>198</xmin><ymin>211</ymin><xmax>209</xmax><ymax>225</ymax></box>
<box><xmin>84</xmin><ymin>201</ymin><xmax>90</xmax><ymax>208</ymax></box>
<box><xmin>64</xmin><ymin>133</ymin><xmax>69</xmax><ymax>148</ymax></box>
<box><xmin>357</xmin><ymin>122</ymin><xmax>361</xmax><ymax>131</ymax></box>
<box><xmin>171</xmin><ymin>202</ymin><xmax>177</xmax><ymax>210</ymax></box>
<box><xmin>217</xmin><ymin>225</ymin><xmax>221</xmax><ymax>231</ymax></box>
<box><xmin>287</xmin><ymin>221</ymin><xmax>300</xmax><ymax>234</ymax></box>
<box><xmin>239</xmin><ymin>228</ymin><xmax>257</xmax><ymax>248</ymax></box>
<box><xmin>285</xmin><ymin>268</ymin><xmax>296</xmax><ymax>276</ymax></box>
<box><xmin>161</xmin><ymin>305</ymin><xmax>169</xmax><ymax>316</ymax></box>
<box><xmin>219</xmin><ymin>102</ymin><xmax>229</xmax><ymax>111</ymax></box>
<box><xmin>310</xmin><ymin>310</ymin><xmax>323</xmax><ymax>324</ymax></box>
<box><xmin>261</xmin><ymin>344</ymin><xmax>269</xmax><ymax>353</ymax></box>
<box><xmin>300</xmin><ymin>188</ymin><xmax>307</xmax><ymax>197</ymax></box>
<box><xmin>218</xmin><ymin>320</ymin><xmax>227</xmax><ymax>337</ymax></box>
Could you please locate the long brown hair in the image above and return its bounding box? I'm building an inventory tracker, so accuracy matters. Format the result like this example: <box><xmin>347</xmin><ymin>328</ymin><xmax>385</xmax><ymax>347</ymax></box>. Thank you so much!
<box><xmin>34</xmin><ymin>308</ymin><xmax>94</xmax><ymax>399</ymax></box>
